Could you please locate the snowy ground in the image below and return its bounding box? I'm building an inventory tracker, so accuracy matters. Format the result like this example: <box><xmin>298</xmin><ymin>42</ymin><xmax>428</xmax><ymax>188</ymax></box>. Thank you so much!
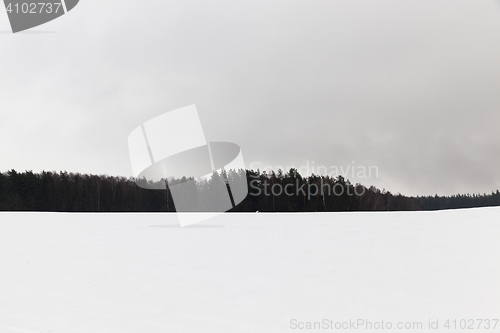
<box><xmin>0</xmin><ymin>208</ymin><xmax>499</xmax><ymax>333</ymax></box>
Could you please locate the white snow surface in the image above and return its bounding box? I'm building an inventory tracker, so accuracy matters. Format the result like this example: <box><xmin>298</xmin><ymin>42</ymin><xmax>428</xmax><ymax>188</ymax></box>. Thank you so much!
<box><xmin>0</xmin><ymin>208</ymin><xmax>499</xmax><ymax>333</ymax></box>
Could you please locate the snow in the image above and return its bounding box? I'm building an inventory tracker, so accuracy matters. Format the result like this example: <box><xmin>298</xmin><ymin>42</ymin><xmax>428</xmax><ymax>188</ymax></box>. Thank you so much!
<box><xmin>0</xmin><ymin>208</ymin><xmax>499</xmax><ymax>332</ymax></box>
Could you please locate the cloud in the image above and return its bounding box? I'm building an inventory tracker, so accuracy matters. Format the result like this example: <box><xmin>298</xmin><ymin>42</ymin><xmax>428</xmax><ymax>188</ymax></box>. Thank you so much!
<box><xmin>0</xmin><ymin>0</ymin><xmax>499</xmax><ymax>196</ymax></box>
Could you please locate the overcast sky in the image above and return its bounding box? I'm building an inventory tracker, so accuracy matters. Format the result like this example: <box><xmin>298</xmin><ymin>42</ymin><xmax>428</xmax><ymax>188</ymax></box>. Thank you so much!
<box><xmin>1</xmin><ymin>0</ymin><xmax>499</xmax><ymax>196</ymax></box>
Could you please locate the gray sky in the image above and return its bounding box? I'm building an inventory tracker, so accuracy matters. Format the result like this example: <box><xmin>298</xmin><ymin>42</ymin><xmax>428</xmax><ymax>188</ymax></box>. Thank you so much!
<box><xmin>1</xmin><ymin>0</ymin><xmax>499</xmax><ymax>196</ymax></box>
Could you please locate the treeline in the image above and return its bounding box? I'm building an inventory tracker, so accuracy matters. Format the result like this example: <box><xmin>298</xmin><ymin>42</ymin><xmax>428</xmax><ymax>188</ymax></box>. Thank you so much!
<box><xmin>0</xmin><ymin>169</ymin><xmax>499</xmax><ymax>212</ymax></box>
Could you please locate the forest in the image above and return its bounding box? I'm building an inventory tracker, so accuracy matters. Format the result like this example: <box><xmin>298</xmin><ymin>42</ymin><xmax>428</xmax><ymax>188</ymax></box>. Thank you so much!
<box><xmin>0</xmin><ymin>169</ymin><xmax>499</xmax><ymax>212</ymax></box>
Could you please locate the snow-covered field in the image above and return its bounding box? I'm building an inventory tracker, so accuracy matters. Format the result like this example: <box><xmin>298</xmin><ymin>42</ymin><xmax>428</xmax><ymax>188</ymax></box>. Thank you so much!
<box><xmin>0</xmin><ymin>208</ymin><xmax>499</xmax><ymax>333</ymax></box>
